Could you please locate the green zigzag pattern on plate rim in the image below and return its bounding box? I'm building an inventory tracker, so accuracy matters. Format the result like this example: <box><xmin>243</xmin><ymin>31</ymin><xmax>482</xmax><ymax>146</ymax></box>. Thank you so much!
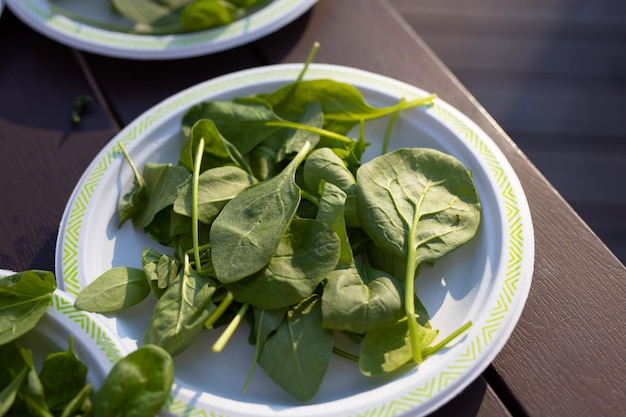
<box><xmin>51</xmin><ymin>292</ymin><xmax>124</xmax><ymax>363</ymax></box>
<box><xmin>60</xmin><ymin>67</ymin><xmax>526</xmax><ymax>417</ymax></box>
<box><xmin>20</xmin><ymin>0</ymin><xmax>299</xmax><ymax>50</ymax></box>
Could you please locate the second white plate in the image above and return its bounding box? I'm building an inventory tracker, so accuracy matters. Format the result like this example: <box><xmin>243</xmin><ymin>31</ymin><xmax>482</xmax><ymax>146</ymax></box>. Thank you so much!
<box><xmin>55</xmin><ymin>63</ymin><xmax>534</xmax><ymax>417</ymax></box>
<box><xmin>6</xmin><ymin>0</ymin><xmax>317</xmax><ymax>59</ymax></box>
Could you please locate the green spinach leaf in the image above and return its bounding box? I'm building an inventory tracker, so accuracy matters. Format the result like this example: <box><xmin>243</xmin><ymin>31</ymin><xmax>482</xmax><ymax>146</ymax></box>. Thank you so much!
<box><xmin>74</xmin><ymin>267</ymin><xmax>150</xmax><ymax>313</ymax></box>
<box><xmin>92</xmin><ymin>344</ymin><xmax>174</xmax><ymax>417</ymax></box>
<box><xmin>321</xmin><ymin>260</ymin><xmax>405</xmax><ymax>334</ymax></box>
<box><xmin>174</xmin><ymin>165</ymin><xmax>254</xmax><ymax>224</ymax></box>
<box><xmin>39</xmin><ymin>337</ymin><xmax>88</xmax><ymax>412</ymax></box>
<box><xmin>0</xmin><ymin>270</ymin><xmax>55</xmax><ymax>345</ymax></box>
<box><xmin>210</xmin><ymin>141</ymin><xmax>311</xmax><ymax>283</ymax></box>
<box><xmin>142</xmin><ymin>263</ymin><xmax>216</xmax><ymax>356</ymax></box>
<box><xmin>358</xmin><ymin>319</ymin><xmax>438</xmax><ymax>377</ymax></box>
<box><xmin>224</xmin><ymin>218</ymin><xmax>340</xmax><ymax>310</ymax></box>
<box><xmin>357</xmin><ymin>147</ymin><xmax>480</xmax><ymax>363</ymax></box>
<box><xmin>264</xmin><ymin>79</ymin><xmax>436</xmax><ymax>135</ymax></box>
<box><xmin>133</xmin><ymin>162</ymin><xmax>190</xmax><ymax>229</ymax></box>
<box><xmin>258</xmin><ymin>295</ymin><xmax>333</xmax><ymax>403</ymax></box>
<box><xmin>181</xmin><ymin>0</ymin><xmax>240</xmax><ymax>32</ymax></box>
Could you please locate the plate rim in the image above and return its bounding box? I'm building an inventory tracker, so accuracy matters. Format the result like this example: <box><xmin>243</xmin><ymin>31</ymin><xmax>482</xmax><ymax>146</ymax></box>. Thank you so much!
<box><xmin>54</xmin><ymin>63</ymin><xmax>534</xmax><ymax>417</ymax></box>
<box><xmin>5</xmin><ymin>0</ymin><xmax>318</xmax><ymax>59</ymax></box>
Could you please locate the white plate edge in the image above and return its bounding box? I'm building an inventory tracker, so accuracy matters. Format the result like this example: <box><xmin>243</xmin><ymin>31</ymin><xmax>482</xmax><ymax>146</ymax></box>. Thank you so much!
<box><xmin>5</xmin><ymin>0</ymin><xmax>318</xmax><ymax>59</ymax></box>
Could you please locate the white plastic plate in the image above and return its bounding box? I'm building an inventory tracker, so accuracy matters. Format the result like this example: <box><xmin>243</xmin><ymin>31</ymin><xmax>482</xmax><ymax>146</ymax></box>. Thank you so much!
<box><xmin>5</xmin><ymin>0</ymin><xmax>317</xmax><ymax>59</ymax></box>
<box><xmin>55</xmin><ymin>64</ymin><xmax>534</xmax><ymax>417</ymax></box>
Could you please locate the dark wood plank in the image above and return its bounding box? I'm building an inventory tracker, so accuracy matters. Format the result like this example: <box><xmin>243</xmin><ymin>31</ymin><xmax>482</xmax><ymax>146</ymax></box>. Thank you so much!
<box><xmin>80</xmin><ymin>43</ymin><xmax>263</xmax><ymax>127</ymax></box>
<box><xmin>0</xmin><ymin>10</ymin><xmax>116</xmax><ymax>272</ymax></box>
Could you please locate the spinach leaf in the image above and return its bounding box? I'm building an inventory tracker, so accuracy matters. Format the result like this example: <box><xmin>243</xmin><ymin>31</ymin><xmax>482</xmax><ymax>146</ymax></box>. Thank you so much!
<box><xmin>304</xmin><ymin>147</ymin><xmax>360</xmax><ymax>227</ymax></box>
<box><xmin>181</xmin><ymin>99</ymin><xmax>288</xmax><ymax>155</ymax></box>
<box><xmin>210</xmin><ymin>142</ymin><xmax>311</xmax><ymax>283</ymax></box>
<box><xmin>278</xmin><ymin>102</ymin><xmax>323</xmax><ymax>159</ymax></box>
<box><xmin>39</xmin><ymin>337</ymin><xmax>88</xmax><ymax>412</ymax></box>
<box><xmin>357</xmin><ymin>148</ymin><xmax>480</xmax><ymax>363</ymax></box>
<box><xmin>321</xmin><ymin>260</ymin><xmax>405</xmax><ymax>334</ymax></box>
<box><xmin>224</xmin><ymin>218</ymin><xmax>340</xmax><ymax>310</ymax></box>
<box><xmin>0</xmin><ymin>367</ymin><xmax>28</xmax><ymax>416</ymax></box>
<box><xmin>6</xmin><ymin>343</ymin><xmax>53</xmax><ymax>417</ymax></box>
<box><xmin>58</xmin><ymin>384</ymin><xmax>92</xmax><ymax>417</ymax></box>
<box><xmin>0</xmin><ymin>270</ymin><xmax>55</xmax><ymax>345</ymax></box>
<box><xmin>315</xmin><ymin>181</ymin><xmax>353</xmax><ymax>269</ymax></box>
<box><xmin>181</xmin><ymin>99</ymin><xmax>351</xmax><ymax>156</ymax></box>
<box><xmin>181</xmin><ymin>0</ymin><xmax>240</xmax><ymax>32</ymax></box>
<box><xmin>173</xmin><ymin>165</ymin><xmax>254</xmax><ymax>224</ymax></box>
<box><xmin>92</xmin><ymin>344</ymin><xmax>174</xmax><ymax>417</ymax></box>
<box><xmin>264</xmin><ymin>79</ymin><xmax>436</xmax><ymax>135</ymax></box>
<box><xmin>357</xmin><ymin>148</ymin><xmax>481</xmax><ymax>264</ymax></box>
<box><xmin>243</xmin><ymin>307</ymin><xmax>287</xmax><ymax>393</ymax></box>
<box><xmin>0</xmin><ymin>342</ymin><xmax>31</xmax><ymax>415</ymax></box>
<box><xmin>179</xmin><ymin>119</ymin><xmax>252</xmax><ymax>174</ymax></box>
<box><xmin>117</xmin><ymin>142</ymin><xmax>147</xmax><ymax>227</ymax></box>
<box><xmin>142</xmin><ymin>263</ymin><xmax>216</xmax><ymax>356</ymax></box>
<box><xmin>111</xmin><ymin>0</ymin><xmax>191</xmax><ymax>33</ymax></box>
<box><xmin>74</xmin><ymin>267</ymin><xmax>150</xmax><ymax>313</ymax></box>
<box><xmin>258</xmin><ymin>295</ymin><xmax>333</xmax><ymax>403</ymax></box>
<box><xmin>133</xmin><ymin>162</ymin><xmax>190</xmax><ymax>229</ymax></box>
<box><xmin>358</xmin><ymin>319</ymin><xmax>438</xmax><ymax>377</ymax></box>
<box><xmin>142</xmin><ymin>248</ymin><xmax>179</xmax><ymax>298</ymax></box>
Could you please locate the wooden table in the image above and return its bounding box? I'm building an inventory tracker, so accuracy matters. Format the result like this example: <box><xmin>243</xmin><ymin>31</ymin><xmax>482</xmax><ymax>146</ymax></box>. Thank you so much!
<box><xmin>1</xmin><ymin>1</ymin><xmax>624</xmax><ymax>416</ymax></box>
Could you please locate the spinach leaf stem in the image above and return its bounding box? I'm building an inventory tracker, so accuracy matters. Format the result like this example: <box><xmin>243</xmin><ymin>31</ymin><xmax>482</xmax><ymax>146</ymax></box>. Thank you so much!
<box><xmin>204</xmin><ymin>291</ymin><xmax>234</xmax><ymax>329</ymax></box>
<box><xmin>300</xmin><ymin>189</ymin><xmax>321</xmax><ymax>207</ymax></box>
<box><xmin>213</xmin><ymin>303</ymin><xmax>250</xmax><ymax>353</ymax></box>
<box><xmin>381</xmin><ymin>100</ymin><xmax>403</xmax><ymax>155</ymax></box>
<box><xmin>422</xmin><ymin>321</ymin><xmax>472</xmax><ymax>358</ymax></box>
<box><xmin>296</xmin><ymin>41</ymin><xmax>320</xmax><ymax>84</ymax></box>
<box><xmin>405</xmin><ymin>181</ymin><xmax>431</xmax><ymax>365</ymax></box>
<box><xmin>264</xmin><ymin>121</ymin><xmax>353</xmax><ymax>144</ymax></box>
<box><xmin>192</xmin><ymin>138</ymin><xmax>205</xmax><ymax>273</ymax></box>
<box><xmin>118</xmin><ymin>141</ymin><xmax>144</xmax><ymax>188</ymax></box>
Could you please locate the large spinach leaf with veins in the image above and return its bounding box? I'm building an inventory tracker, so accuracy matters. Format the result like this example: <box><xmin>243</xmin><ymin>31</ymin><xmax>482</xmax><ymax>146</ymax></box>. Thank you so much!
<box><xmin>143</xmin><ymin>263</ymin><xmax>216</xmax><ymax>356</ymax></box>
<box><xmin>209</xmin><ymin>142</ymin><xmax>311</xmax><ymax>283</ymax></box>
<box><xmin>224</xmin><ymin>218</ymin><xmax>340</xmax><ymax>310</ymax></box>
<box><xmin>356</xmin><ymin>147</ymin><xmax>480</xmax><ymax>364</ymax></box>
<box><xmin>258</xmin><ymin>294</ymin><xmax>333</xmax><ymax>403</ymax></box>
<box><xmin>321</xmin><ymin>260</ymin><xmax>405</xmax><ymax>334</ymax></box>
<box><xmin>264</xmin><ymin>78</ymin><xmax>436</xmax><ymax>135</ymax></box>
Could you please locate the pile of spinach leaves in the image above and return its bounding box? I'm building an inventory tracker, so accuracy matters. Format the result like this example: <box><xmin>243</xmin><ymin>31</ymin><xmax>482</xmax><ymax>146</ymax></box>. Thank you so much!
<box><xmin>0</xmin><ymin>270</ymin><xmax>174</xmax><ymax>417</ymax></box>
<box><xmin>50</xmin><ymin>0</ymin><xmax>269</xmax><ymax>35</ymax></box>
<box><xmin>75</xmin><ymin>46</ymin><xmax>481</xmax><ymax>403</ymax></box>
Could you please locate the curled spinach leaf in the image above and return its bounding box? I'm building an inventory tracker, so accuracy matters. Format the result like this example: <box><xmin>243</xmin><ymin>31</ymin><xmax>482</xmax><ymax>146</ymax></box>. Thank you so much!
<box><xmin>92</xmin><ymin>344</ymin><xmax>174</xmax><ymax>417</ymax></box>
<box><xmin>321</xmin><ymin>260</ymin><xmax>405</xmax><ymax>334</ymax></box>
<box><xmin>0</xmin><ymin>270</ymin><xmax>56</xmax><ymax>345</ymax></box>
